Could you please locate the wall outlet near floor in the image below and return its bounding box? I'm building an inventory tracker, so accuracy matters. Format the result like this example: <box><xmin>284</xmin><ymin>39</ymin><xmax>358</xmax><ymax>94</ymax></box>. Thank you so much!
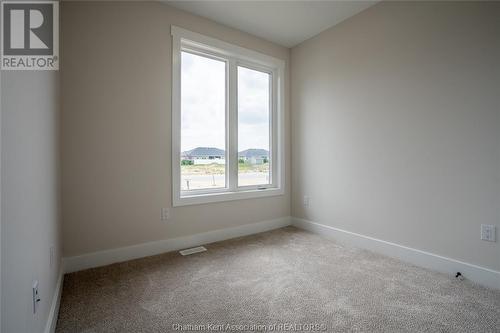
<box><xmin>161</xmin><ymin>208</ymin><xmax>170</xmax><ymax>221</ymax></box>
<box><xmin>32</xmin><ymin>280</ymin><xmax>40</xmax><ymax>314</ymax></box>
<box><xmin>303</xmin><ymin>196</ymin><xmax>310</xmax><ymax>207</ymax></box>
<box><xmin>480</xmin><ymin>224</ymin><xmax>496</xmax><ymax>242</ymax></box>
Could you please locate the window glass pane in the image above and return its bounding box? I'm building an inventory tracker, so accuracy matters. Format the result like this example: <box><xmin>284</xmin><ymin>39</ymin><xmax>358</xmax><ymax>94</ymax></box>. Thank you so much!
<box><xmin>181</xmin><ymin>51</ymin><xmax>226</xmax><ymax>190</ymax></box>
<box><xmin>237</xmin><ymin>66</ymin><xmax>271</xmax><ymax>186</ymax></box>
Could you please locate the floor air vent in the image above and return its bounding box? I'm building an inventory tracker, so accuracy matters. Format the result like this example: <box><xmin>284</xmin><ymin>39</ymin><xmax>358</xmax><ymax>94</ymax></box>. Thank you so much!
<box><xmin>179</xmin><ymin>246</ymin><xmax>207</xmax><ymax>256</ymax></box>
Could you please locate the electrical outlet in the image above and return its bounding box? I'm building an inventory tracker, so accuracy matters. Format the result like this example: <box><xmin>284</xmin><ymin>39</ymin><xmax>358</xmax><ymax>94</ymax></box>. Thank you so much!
<box><xmin>303</xmin><ymin>196</ymin><xmax>310</xmax><ymax>207</ymax></box>
<box><xmin>481</xmin><ymin>224</ymin><xmax>496</xmax><ymax>242</ymax></box>
<box><xmin>32</xmin><ymin>280</ymin><xmax>40</xmax><ymax>314</ymax></box>
<box><xmin>161</xmin><ymin>208</ymin><xmax>170</xmax><ymax>221</ymax></box>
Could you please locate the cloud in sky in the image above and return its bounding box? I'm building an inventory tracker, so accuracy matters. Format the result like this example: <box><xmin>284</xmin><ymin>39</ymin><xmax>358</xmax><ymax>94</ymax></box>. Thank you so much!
<box><xmin>181</xmin><ymin>52</ymin><xmax>270</xmax><ymax>152</ymax></box>
<box><xmin>238</xmin><ymin>66</ymin><xmax>270</xmax><ymax>152</ymax></box>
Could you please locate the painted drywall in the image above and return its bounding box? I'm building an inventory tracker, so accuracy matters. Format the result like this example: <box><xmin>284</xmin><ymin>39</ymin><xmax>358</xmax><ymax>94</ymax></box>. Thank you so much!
<box><xmin>61</xmin><ymin>2</ymin><xmax>290</xmax><ymax>257</ymax></box>
<box><xmin>1</xmin><ymin>70</ymin><xmax>61</xmax><ymax>332</ymax></box>
<box><xmin>0</xmin><ymin>59</ymin><xmax>2</xmax><ymax>333</ymax></box>
<box><xmin>291</xmin><ymin>1</ymin><xmax>500</xmax><ymax>271</ymax></box>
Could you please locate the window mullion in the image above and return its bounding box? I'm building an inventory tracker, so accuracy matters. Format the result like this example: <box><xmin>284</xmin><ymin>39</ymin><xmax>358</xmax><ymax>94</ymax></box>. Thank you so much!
<box><xmin>172</xmin><ymin>35</ymin><xmax>182</xmax><ymax>205</ymax></box>
<box><xmin>271</xmin><ymin>71</ymin><xmax>278</xmax><ymax>188</ymax></box>
<box><xmin>227</xmin><ymin>58</ymin><xmax>238</xmax><ymax>191</ymax></box>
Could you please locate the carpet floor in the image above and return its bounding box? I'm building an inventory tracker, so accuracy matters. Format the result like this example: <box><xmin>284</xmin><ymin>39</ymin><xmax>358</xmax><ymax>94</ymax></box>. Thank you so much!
<box><xmin>56</xmin><ymin>227</ymin><xmax>500</xmax><ymax>332</ymax></box>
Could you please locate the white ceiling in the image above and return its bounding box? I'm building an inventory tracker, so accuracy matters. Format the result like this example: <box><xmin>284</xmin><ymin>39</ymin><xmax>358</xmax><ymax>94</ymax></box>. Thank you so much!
<box><xmin>165</xmin><ymin>1</ymin><xmax>379</xmax><ymax>48</ymax></box>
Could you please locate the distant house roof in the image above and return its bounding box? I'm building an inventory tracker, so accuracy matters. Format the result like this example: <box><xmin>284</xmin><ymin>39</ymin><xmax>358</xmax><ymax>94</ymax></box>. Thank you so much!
<box><xmin>238</xmin><ymin>149</ymin><xmax>269</xmax><ymax>158</ymax></box>
<box><xmin>182</xmin><ymin>147</ymin><xmax>225</xmax><ymax>158</ymax></box>
<box><xmin>182</xmin><ymin>147</ymin><xmax>269</xmax><ymax>158</ymax></box>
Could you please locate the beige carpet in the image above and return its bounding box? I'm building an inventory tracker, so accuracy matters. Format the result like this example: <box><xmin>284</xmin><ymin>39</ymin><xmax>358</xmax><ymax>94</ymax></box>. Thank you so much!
<box><xmin>56</xmin><ymin>227</ymin><xmax>500</xmax><ymax>332</ymax></box>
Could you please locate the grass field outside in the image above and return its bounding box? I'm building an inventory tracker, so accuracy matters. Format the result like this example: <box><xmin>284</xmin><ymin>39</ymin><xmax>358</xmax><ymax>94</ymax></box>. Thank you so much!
<box><xmin>180</xmin><ymin>162</ymin><xmax>270</xmax><ymax>190</ymax></box>
<box><xmin>181</xmin><ymin>162</ymin><xmax>269</xmax><ymax>175</ymax></box>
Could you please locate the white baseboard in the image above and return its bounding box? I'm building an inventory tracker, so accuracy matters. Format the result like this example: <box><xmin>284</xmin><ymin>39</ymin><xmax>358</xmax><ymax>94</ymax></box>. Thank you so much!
<box><xmin>44</xmin><ymin>267</ymin><xmax>63</xmax><ymax>333</ymax></box>
<box><xmin>63</xmin><ymin>216</ymin><xmax>291</xmax><ymax>273</ymax></box>
<box><xmin>292</xmin><ymin>217</ymin><xmax>500</xmax><ymax>291</ymax></box>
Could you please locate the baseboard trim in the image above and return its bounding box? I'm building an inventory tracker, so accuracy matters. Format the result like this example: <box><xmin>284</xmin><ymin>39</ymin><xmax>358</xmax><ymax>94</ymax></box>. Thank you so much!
<box><xmin>44</xmin><ymin>267</ymin><xmax>63</xmax><ymax>333</ymax></box>
<box><xmin>292</xmin><ymin>217</ymin><xmax>500</xmax><ymax>290</ymax></box>
<box><xmin>63</xmin><ymin>216</ymin><xmax>291</xmax><ymax>273</ymax></box>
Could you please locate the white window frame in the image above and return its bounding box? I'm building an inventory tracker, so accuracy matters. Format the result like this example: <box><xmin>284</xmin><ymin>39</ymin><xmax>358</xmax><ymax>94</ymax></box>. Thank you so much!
<box><xmin>172</xmin><ymin>26</ymin><xmax>285</xmax><ymax>207</ymax></box>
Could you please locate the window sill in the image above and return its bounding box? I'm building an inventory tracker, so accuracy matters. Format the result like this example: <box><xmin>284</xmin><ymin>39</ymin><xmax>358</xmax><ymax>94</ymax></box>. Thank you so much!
<box><xmin>173</xmin><ymin>187</ymin><xmax>284</xmax><ymax>207</ymax></box>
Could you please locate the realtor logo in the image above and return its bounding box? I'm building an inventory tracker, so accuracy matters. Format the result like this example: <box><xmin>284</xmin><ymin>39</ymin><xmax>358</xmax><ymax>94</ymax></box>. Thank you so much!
<box><xmin>1</xmin><ymin>1</ymin><xmax>59</xmax><ymax>70</ymax></box>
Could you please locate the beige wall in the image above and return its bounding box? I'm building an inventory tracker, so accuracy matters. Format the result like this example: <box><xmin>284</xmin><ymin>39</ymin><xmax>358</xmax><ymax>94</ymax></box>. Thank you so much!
<box><xmin>291</xmin><ymin>1</ymin><xmax>500</xmax><ymax>271</ymax></box>
<box><xmin>1</xmin><ymin>71</ymin><xmax>61</xmax><ymax>332</ymax></box>
<box><xmin>61</xmin><ymin>2</ymin><xmax>290</xmax><ymax>257</ymax></box>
